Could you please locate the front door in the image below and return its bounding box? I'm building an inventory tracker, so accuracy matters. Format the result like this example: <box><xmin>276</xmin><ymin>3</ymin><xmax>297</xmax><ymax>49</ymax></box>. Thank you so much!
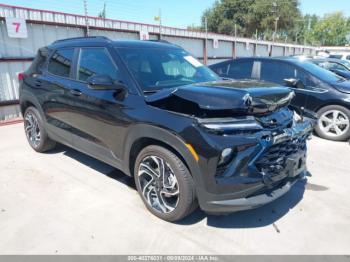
<box><xmin>62</xmin><ymin>46</ymin><xmax>131</xmax><ymax>168</ymax></box>
<box><xmin>259</xmin><ymin>60</ymin><xmax>309</xmax><ymax>109</ymax></box>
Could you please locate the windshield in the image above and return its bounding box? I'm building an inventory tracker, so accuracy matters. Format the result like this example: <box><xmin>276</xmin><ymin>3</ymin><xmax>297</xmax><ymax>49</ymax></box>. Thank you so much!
<box><xmin>340</xmin><ymin>60</ymin><xmax>350</xmax><ymax>68</ymax></box>
<box><xmin>300</xmin><ymin>61</ymin><xmax>344</xmax><ymax>82</ymax></box>
<box><xmin>116</xmin><ymin>47</ymin><xmax>219</xmax><ymax>92</ymax></box>
<box><xmin>329</xmin><ymin>54</ymin><xmax>342</xmax><ymax>59</ymax></box>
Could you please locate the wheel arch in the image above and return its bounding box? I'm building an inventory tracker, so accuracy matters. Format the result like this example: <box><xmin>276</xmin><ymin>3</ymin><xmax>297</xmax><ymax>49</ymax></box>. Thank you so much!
<box><xmin>20</xmin><ymin>92</ymin><xmax>45</xmax><ymax>119</ymax></box>
<box><xmin>314</xmin><ymin>101</ymin><xmax>350</xmax><ymax>114</ymax></box>
<box><xmin>123</xmin><ymin>125</ymin><xmax>200</xmax><ymax>182</ymax></box>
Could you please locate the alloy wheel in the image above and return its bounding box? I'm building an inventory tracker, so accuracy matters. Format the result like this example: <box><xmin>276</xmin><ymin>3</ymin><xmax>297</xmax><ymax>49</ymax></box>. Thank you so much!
<box><xmin>138</xmin><ymin>155</ymin><xmax>179</xmax><ymax>214</ymax></box>
<box><xmin>24</xmin><ymin>112</ymin><xmax>41</xmax><ymax>148</ymax></box>
<box><xmin>318</xmin><ymin>109</ymin><xmax>350</xmax><ymax>138</ymax></box>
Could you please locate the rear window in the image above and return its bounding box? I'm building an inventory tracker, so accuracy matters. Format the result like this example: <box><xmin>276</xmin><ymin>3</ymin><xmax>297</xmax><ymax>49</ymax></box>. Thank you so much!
<box><xmin>210</xmin><ymin>62</ymin><xmax>230</xmax><ymax>76</ymax></box>
<box><xmin>27</xmin><ymin>47</ymin><xmax>48</xmax><ymax>75</ymax></box>
<box><xmin>48</xmin><ymin>49</ymin><xmax>74</xmax><ymax>78</ymax></box>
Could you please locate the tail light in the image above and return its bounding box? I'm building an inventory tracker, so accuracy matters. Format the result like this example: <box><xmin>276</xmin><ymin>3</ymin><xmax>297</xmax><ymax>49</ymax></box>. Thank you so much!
<box><xmin>18</xmin><ymin>72</ymin><xmax>25</xmax><ymax>81</ymax></box>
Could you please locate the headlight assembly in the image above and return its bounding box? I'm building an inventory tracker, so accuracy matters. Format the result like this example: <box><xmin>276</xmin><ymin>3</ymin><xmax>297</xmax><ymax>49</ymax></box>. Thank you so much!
<box><xmin>198</xmin><ymin>117</ymin><xmax>263</xmax><ymax>132</ymax></box>
<box><xmin>293</xmin><ymin>110</ymin><xmax>303</xmax><ymax>123</ymax></box>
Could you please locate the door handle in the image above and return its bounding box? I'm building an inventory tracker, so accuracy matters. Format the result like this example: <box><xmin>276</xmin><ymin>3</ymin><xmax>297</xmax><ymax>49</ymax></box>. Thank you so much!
<box><xmin>34</xmin><ymin>80</ymin><xmax>42</xmax><ymax>87</ymax></box>
<box><xmin>70</xmin><ymin>89</ymin><xmax>82</xmax><ymax>96</ymax></box>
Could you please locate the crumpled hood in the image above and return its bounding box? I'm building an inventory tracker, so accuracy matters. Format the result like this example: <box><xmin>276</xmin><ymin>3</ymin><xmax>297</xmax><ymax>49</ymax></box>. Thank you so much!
<box><xmin>145</xmin><ymin>80</ymin><xmax>295</xmax><ymax>114</ymax></box>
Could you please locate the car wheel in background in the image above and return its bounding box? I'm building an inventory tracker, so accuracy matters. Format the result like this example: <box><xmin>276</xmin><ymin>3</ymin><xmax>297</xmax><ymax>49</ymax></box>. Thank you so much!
<box><xmin>315</xmin><ymin>105</ymin><xmax>350</xmax><ymax>141</ymax></box>
<box><xmin>24</xmin><ymin>106</ymin><xmax>56</xmax><ymax>152</ymax></box>
<box><xmin>134</xmin><ymin>145</ymin><xmax>197</xmax><ymax>222</ymax></box>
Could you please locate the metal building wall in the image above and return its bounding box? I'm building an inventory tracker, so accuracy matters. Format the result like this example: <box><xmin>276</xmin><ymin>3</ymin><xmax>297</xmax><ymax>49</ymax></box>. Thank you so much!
<box><xmin>0</xmin><ymin>61</ymin><xmax>30</xmax><ymax>101</ymax></box>
<box><xmin>207</xmin><ymin>40</ymin><xmax>233</xmax><ymax>59</ymax></box>
<box><xmin>236</xmin><ymin>42</ymin><xmax>254</xmax><ymax>57</ymax></box>
<box><xmin>163</xmin><ymin>36</ymin><xmax>203</xmax><ymax>58</ymax></box>
<box><xmin>0</xmin><ymin>104</ymin><xmax>21</xmax><ymax>121</ymax></box>
<box><xmin>271</xmin><ymin>46</ymin><xmax>285</xmax><ymax>56</ymax></box>
<box><xmin>0</xmin><ymin>21</ymin><xmax>85</xmax><ymax>57</ymax></box>
<box><xmin>0</xmin><ymin>3</ymin><xmax>317</xmax><ymax>121</ymax></box>
<box><xmin>207</xmin><ymin>59</ymin><xmax>228</xmax><ymax>65</ymax></box>
<box><xmin>0</xmin><ymin>61</ymin><xmax>31</xmax><ymax>120</ymax></box>
<box><xmin>256</xmin><ymin>44</ymin><xmax>269</xmax><ymax>57</ymax></box>
<box><xmin>89</xmin><ymin>29</ymin><xmax>139</xmax><ymax>40</ymax></box>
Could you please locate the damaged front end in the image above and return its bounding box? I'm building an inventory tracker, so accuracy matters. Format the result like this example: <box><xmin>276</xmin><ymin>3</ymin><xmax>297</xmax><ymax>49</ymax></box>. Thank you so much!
<box><xmin>196</xmin><ymin>109</ymin><xmax>315</xmax><ymax>213</ymax></box>
<box><xmin>145</xmin><ymin>80</ymin><xmax>316</xmax><ymax>213</ymax></box>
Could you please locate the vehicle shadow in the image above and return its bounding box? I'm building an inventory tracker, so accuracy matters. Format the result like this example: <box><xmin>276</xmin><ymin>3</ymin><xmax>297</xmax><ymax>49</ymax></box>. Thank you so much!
<box><xmin>49</xmin><ymin>144</ymin><xmax>307</xmax><ymax>229</ymax></box>
<box><xmin>179</xmin><ymin>179</ymin><xmax>307</xmax><ymax>228</ymax></box>
<box><xmin>48</xmin><ymin>144</ymin><xmax>136</xmax><ymax>189</ymax></box>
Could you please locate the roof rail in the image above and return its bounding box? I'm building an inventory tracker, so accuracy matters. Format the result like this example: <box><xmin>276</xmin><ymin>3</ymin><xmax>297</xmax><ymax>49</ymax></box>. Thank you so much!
<box><xmin>53</xmin><ymin>36</ymin><xmax>111</xmax><ymax>44</ymax></box>
<box><xmin>147</xmin><ymin>39</ymin><xmax>181</xmax><ymax>48</ymax></box>
<box><xmin>147</xmin><ymin>39</ymin><xmax>170</xmax><ymax>44</ymax></box>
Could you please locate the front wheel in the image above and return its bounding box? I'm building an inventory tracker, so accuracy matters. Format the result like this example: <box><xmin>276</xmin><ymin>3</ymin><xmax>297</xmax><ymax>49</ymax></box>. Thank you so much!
<box><xmin>315</xmin><ymin>105</ymin><xmax>350</xmax><ymax>141</ymax></box>
<box><xmin>134</xmin><ymin>145</ymin><xmax>197</xmax><ymax>222</ymax></box>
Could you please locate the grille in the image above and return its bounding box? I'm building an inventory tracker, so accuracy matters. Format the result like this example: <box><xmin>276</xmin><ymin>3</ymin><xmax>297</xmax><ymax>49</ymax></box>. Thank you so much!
<box><xmin>255</xmin><ymin>135</ymin><xmax>307</xmax><ymax>174</ymax></box>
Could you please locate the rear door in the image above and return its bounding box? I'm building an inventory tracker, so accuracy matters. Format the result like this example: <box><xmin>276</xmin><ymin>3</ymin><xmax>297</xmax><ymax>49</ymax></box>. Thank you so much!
<box><xmin>41</xmin><ymin>47</ymin><xmax>77</xmax><ymax>144</ymax></box>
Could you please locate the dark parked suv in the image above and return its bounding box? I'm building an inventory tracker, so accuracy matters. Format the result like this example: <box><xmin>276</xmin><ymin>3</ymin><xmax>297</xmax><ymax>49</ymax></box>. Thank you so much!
<box><xmin>210</xmin><ymin>57</ymin><xmax>350</xmax><ymax>141</ymax></box>
<box><xmin>19</xmin><ymin>37</ymin><xmax>314</xmax><ymax>221</ymax></box>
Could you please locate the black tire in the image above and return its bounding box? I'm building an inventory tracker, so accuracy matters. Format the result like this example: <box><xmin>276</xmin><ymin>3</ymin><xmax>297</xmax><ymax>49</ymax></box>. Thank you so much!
<box><xmin>315</xmin><ymin>105</ymin><xmax>350</xmax><ymax>141</ymax></box>
<box><xmin>23</xmin><ymin>106</ymin><xmax>56</xmax><ymax>152</ymax></box>
<box><xmin>134</xmin><ymin>145</ymin><xmax>197</xmax><ymax>222</ymax></box>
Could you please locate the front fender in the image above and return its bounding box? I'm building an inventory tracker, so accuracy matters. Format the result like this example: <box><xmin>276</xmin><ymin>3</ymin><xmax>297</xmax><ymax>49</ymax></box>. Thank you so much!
<box><xmin>122</xmin><ymin>124</ymin><xmax>203</xmax><ymax>187</ymax></box>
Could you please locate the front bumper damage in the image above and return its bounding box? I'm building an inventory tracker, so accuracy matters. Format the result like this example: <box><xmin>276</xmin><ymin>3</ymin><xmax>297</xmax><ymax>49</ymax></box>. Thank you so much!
<box><xmin>196</xmin><ymin>116</ymin><xmax>315</xmax><ymax>214</ymax></box>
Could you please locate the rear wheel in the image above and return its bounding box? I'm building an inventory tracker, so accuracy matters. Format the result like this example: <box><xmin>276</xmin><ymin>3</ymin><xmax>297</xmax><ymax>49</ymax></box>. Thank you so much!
<box><xmin>134</xmin><ymin>145</ymin><xmax>197</xmax><ymax>222</ymax></box>
<box><xmin>315</xmin><ymin>105</ymin><xmax>350</xmax><ymax>141</ymax></box>
<box><xmin>24</xmin><ymin>106</ymin><xmax>56</xmax><ymax>152</ymax></box>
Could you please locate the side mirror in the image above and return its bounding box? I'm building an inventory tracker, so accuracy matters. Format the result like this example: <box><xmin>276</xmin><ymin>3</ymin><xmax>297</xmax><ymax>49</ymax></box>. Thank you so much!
<box><xmin>284</xmin><ymin>78</ymin><xmax>304</xmax><ymax>89</ymax></box>
<box><xmin>87</xmin><ymin>75</ymin><xmax>125</xmax><ymax>91</ymax></box>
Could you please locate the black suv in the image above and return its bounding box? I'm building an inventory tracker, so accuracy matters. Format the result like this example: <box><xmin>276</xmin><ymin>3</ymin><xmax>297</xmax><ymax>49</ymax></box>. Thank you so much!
<box><xmin>19</xmin><ymin>37</ymin><xmax>314</xmax><ymax>222</ymax></box>
<box><xmin>210</xmin><ymin>57</ymin><xmax>350</xmax><ymax>141</ymax></box>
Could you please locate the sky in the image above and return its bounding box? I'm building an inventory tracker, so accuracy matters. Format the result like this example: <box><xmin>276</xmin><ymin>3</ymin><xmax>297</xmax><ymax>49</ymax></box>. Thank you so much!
<box><xmin>1</xmin><ymin>0</ymin><xmax>350</xmax><ymax>28</ymax></box>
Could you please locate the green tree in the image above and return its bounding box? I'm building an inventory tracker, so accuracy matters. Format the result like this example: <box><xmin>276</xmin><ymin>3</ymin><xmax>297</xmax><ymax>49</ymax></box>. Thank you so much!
<box><xmin>200</xmin><ymin>0</ymin><xmax>301</xmax><ymax>40</ymax></box>
<box><xmin>290</xmin><ymin>14</ymin><xmax>318</xmax><ymax>45</ymax></box>
<box><xmin>246</xmin><ymin>0</ymin><xmax>301</xmax><ymax>40</ymax></box>
<box><xmin>98</xmin><ymin>2</ymin><xmax>106</xmax><ymax>19</ymax></box>
<box><xmin>201</xmin><ymin>0</ymin><xmax>253</xmax><ymax>36</ymax></box>
<box><xmin>310</xmin><ymin>12</ymin><xmax>350</xmax><ymax>46</ymax></box>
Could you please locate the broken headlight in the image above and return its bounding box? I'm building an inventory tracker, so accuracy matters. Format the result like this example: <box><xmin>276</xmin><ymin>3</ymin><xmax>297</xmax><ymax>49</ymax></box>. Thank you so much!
<box><xmin>198</xmin><ymin>117</ymin><xmax>263</xmax><ymax>132</ymax></box>
<box><xmin>293</xmin><ymin>110</ymin><xmax>303</xmax><ymax>123</ymax></box>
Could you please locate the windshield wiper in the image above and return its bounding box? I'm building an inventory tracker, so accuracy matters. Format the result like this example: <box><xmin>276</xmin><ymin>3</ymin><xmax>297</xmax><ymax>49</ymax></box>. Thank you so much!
<box><xmin>221</xmin><ymin>77</ymin><xmax>233</xmax><ymax>81</ymax></box>
<box><xmin>143</xmin><ymin>90</ymin><xmax>160</xmax><ymax>94</ymax></box>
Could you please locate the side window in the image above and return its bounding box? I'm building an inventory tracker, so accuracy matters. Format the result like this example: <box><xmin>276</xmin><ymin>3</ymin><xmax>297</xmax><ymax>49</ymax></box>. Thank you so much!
<box><xmin>260</xmin><ymin>61</ymin><xmax>296</xmax><ymax>85</ymax></box>
<box><xmin>328</xmin><ymin>62</ymin><xmax>347</xmax><ymax>71</ymax></box>
<box><xmin>48</xmin><ymin>49</ymin><xmax>74</xmax><ymax>78</ymax></box>
<box><xmin>77</xmin><ymin>48</ymin><xmax>119</xmax><ymax>81</ymax></box>
<box><xmin>296</xmin><ymin>70</ymin><xmax>318</xmax><ymax>88</ymax></box>
<box><xmin>228</xmin><ymin>60</ymin><xmax>254</xmax><ymax>79</ymax></box>
<box><xmin>346</xmin><ymin>55</ymin><xmax>350</xmax><ymax>60</ymax></box>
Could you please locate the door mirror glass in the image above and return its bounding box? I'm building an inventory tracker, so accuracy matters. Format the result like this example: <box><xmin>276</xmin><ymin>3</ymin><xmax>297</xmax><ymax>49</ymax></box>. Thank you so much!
<box><xmin>284</xmin><ymin>78</ymin><xmax>305</xmax><ymax>89</ymax></box>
